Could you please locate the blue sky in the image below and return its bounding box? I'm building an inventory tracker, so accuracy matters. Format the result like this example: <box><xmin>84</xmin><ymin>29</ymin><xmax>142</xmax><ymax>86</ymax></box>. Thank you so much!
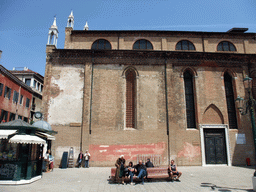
<box><xmin>1</xmin><ymin>0</ymin><xmax>256</xmax><ymax>76</ymax></box>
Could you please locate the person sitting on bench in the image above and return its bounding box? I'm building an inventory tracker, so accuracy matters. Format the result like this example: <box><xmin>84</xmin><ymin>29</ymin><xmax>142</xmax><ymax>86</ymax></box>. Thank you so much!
<box><xmin>133</xmin><ymin>160</ymin><xmax>147</xmax><ymax>185</ymax></box>
<box><xmin>168</xmin><ymin>159</ymin><xmax>182</xmax><ymax>181</ymax></box>
<box><xmin>145</xmin><ymin>158</ymin><xmax>154</xmax><ymax>167</ymax></box>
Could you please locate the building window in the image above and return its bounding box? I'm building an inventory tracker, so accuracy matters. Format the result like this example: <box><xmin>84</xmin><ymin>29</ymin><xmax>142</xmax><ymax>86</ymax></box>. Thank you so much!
<box><xmin>0</xmin><ymin>110</ymin><xmax>8</xmax><ymax>122</ymax></box>
<box><xmin>25</xmin><ymin>79</ymin><xmax>31</xmax><ymax>86</ymax></box>
<box><xmin>20</xmin><ymin>95</ymin><xmax>23</xmax><ymax>105</ymax></box>
<box><xmin>91</xmin><ymin>39</ymin><xmax>112</xmax><ymax>50</ymax></box>
<box><xmin>184</xmin><ymin>70</ymin><xmax>196</xmax><ymax>128</ymax></box>
<box><xmin>133</xmin><ymin>39</ymin><xmax>153</xmax><ymax>50</ymax></box>
<box><xmin>33</xmin><ymin>80</ymin><xmax>36</xmax><ymax>88</ymax></box>
<box><xmin>13</xmin><ymin>90</ymin><xmax>19</xmax><ymax>103</ymax></box>
<box><xmin>26</xmin><ymin>98</ymin><xmax>30</xmax><ymax>108</ymax></box>
<box><xmin>41</xmin><ymin>85</ymin><xmax>44</xmax><ymax>92</ymax></box>
<box><xmin>126</xmin><ymin>68</ymin><xmax>136</xmax><ymax>128</ymax></box>
<box><xmin>4</xmin><ymin>86</ymin><xmax>11</xmax><ymax>99</ymax></box>
<box><xmin>224</xmin><ymin>72</ymin><xmax>238</xmax><ymax>129</ymax></box>
<box><xmin>217</xmin><ymin>41</ymin><xmax>236</xmax><ymax>51</ymax></box>
<box><xmin>0</xmin><ymin>83</ymin><xmax>3</xmax><ymax>96</ymax></box>
<box><xmin>9</xmin><ymin>113</ymin><xmax>15</xmax><ymax>121</ymax></box>
<box><xmin>23</xmin><ymin>117</ymin><xmax>28</xmax><ymax>122</ymax></box>
<box><xmin>176</xmin><ymin>40</ymin><xmax>195</xmax><ymax>50</ymax></box>
<box><xmin>37</xmin><ymin>82</ymin><xmax>40</xmax><ymax>90</ymax></box>
<box><xmin>18</xmin><ymin>115</ymin><xmax>22</xmax><ymax>120</ymax></box>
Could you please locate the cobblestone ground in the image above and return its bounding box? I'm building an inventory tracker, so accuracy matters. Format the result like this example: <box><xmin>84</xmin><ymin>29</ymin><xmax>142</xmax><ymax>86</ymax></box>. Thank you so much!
<box><xmin>0</xmin><ymin>166</ymin><xmax>254</xmax><ymax>192</ymax></box>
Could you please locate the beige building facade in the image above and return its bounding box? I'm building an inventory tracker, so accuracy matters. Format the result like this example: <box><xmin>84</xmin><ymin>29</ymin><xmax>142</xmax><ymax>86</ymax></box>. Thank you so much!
<box><xmin>42</xmin><ymin>15</ymin><xmax>256</xmax><ymax>167</ymax></box>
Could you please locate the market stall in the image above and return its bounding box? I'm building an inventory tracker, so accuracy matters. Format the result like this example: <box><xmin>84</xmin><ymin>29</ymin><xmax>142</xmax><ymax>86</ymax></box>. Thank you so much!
<box><xmin>0</xmin><ymin>119</ymin><xmax>56</xmax><ymax>184</ymax></box>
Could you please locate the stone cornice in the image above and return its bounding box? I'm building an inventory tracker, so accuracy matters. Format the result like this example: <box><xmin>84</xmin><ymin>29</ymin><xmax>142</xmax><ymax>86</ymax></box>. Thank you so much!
<box><xmin>46</xmin><ymin>49</ymin><xmax>256</xmax><ymax>67</ymax></box>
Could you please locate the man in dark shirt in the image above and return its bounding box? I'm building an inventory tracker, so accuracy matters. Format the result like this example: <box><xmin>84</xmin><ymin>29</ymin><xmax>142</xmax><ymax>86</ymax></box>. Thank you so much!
<box><xmin>145</xmin><ymin>158</ymin><xmax>154</xmax><ymax>167</ymax></box>
<box><xmin>134</xmin><ymin>160</ymin><xmax>147</xmax><ymax>184</ymax></box>
<box><xmin>77</xmin><ymin>151</ymin><xmax>84</xmax><ymax>168</ymax></box>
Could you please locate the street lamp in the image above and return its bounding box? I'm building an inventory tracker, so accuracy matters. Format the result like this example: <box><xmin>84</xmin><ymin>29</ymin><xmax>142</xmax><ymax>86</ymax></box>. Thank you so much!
<box><xmin>235</xmin><ymin>75</ymin><xmax>256</xmax><ymax>155</ymax></box>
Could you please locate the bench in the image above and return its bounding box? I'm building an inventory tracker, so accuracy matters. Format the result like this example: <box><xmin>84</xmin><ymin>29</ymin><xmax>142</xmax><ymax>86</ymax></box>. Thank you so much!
<box><xmin>110</xmin><ymin>167</ymin><xmax>170</xmax><ymax>182</ymax></box>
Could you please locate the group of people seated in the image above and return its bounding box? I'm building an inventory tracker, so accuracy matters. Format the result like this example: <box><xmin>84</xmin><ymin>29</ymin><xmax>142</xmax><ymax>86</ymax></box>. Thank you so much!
<box><xmin>115</xmin><ymin>155</ymin><xmax>182</xmax><ymax>185</ymax></box>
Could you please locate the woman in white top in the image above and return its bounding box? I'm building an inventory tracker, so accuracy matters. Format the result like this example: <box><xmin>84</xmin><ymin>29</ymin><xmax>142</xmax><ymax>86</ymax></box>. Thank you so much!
<box><xmin>84</xmin><ymin>150</ymin><xmax>91</xmax><ymax>168</ymax></box>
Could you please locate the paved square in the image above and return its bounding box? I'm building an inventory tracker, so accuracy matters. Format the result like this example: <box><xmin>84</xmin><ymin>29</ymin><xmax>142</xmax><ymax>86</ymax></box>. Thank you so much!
<box><xmin>0</xmin><ymin>166</ymin><xmax>254</xmax><ymax>192</ymax></box>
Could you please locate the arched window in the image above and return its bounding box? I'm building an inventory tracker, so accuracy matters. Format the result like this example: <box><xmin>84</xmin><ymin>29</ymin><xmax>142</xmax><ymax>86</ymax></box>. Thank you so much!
<box><xmin>133</xmin><ymin>39</ymin><xmax>153</xmax><ymax>50</ymax></box>
<box><xmin>91</xmin><ymin>39</ymin><xmax>111</xmax><ymax>50</ymax></box>
<box><xmin>217</xmin><ymin>41</ymin><xmax>236</xmax><ymax>51</ymax></box>
<box><xmin>126</xmin><ymin>68</ymin><xmax>136</xmax><ymax>128</ymax></box>
<box><xmin>176</xmin><ymin>40</ymin><xmax>195</xmax><ymax>51</ymax></box>
<box><xmin>184</xmin><ymin>70</ymin><xmax>196</xmax><ymax>128</ymax></box>
<box><xmin>224</xmin><ymin>72</ymin><xmax>238</xmax><ymax>129</ymax></box>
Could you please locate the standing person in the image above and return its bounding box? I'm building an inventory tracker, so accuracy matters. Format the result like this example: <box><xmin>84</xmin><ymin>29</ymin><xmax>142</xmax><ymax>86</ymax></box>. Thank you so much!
<box><xmin>84</xmin><ymin>150</ymin><xmax>91</xmax><ymax>168</ymax></box>
<box><xmin>45</xmin><ymin>149</ymin><xmax>51</xmax><ymax>172</ymax></box>
<box><xmin>133</xmin><ymin>160</ymin><xmax>147</xmax><ymax>185</ymax></box>
<box><xmin>115</xmin><ymin>155</ymin><xmax>126</xmax><ymax>184</ymax></box>
<box><xmin>168</xmin><ymin>159</ymin><xmax>182</xmax><ymax>181</ymax></box>
<box><xmin>145</xmin><ymin>158</ymin><xmax>154</xmax><ymax>167</ymax></box>
<box><xmin>77</xmin><ymin>151</ymin><xmax>84</xmax><ymax>168</ymax></box>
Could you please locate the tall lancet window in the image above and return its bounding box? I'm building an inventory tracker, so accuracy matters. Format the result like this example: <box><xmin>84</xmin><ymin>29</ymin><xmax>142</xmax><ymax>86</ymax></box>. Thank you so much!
<box><xmin>184</xmin><ymin>70</ymin><xmax>196</xmax><ymax>128</ymax></box>
<box><xmin>224</xmin><ymin>72</ymin><xmax>238</xmax><ymax>129</ymax></box>
<box><xmin>126</xmin><ymin>69</ymin><xmax>136</xmax><ymax>128</ymax></box>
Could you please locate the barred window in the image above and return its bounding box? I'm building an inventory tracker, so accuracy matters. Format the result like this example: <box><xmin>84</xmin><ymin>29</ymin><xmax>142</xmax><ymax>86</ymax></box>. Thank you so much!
<box><xmin>133</xmin><ymin>39</ymin><xmax>153</xmax><ymax>50</ymax></box>
<box><xmin>184</xmin><ymin>70</ymin><xmax>196</xmax><ymax>128</ymax></box>
<box><xmin>176</xmin><ymin>40</ymin><xmax>195</xmax><ymax>50</ymax></box>
<box><xmin>224</xmin><ymin>73</ymin><xmax>238</xmax><ymax>129</ymax></box>
<box><xmin>126</xmin><ymin>69</ymin><xmax>136</xmax><ymax>128</ymax></box>
<box><xmin>91</xmin><ymin>39</ymin><xmax>111</xmax><ymax>50</ymax></box>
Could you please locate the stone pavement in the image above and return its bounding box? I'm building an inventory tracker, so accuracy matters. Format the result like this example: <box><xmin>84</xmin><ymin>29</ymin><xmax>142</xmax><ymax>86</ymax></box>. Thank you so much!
<box><xmin>0</xmin><ymin>166</ymin><xmax>254</xmax><ymax>192</ymax></box>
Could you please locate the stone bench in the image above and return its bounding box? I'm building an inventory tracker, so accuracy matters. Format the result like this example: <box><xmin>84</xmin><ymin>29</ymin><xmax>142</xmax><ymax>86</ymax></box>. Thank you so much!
<box><xmin>110</xmin><ymin>167</ymin><xmax>169</xmax><ymax>181</ymax></box>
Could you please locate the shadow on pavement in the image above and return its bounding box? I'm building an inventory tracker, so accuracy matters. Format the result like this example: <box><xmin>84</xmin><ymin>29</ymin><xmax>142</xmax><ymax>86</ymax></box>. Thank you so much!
<box><xmin>201</xmin><ymin>182</ymin><xmax>253</xmax><ymax>192</ymax></box>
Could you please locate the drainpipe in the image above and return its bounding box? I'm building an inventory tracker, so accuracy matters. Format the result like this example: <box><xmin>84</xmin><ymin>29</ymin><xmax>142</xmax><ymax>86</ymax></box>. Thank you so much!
<box><xmin>164</xmin><ymin>54</ymin><xmax>170</xmax><ymax>165</ymax></box>
<box><xmin>89</xmin><ymin>52</ymin><xmax>94</xmax><ymax>135</ymax></box>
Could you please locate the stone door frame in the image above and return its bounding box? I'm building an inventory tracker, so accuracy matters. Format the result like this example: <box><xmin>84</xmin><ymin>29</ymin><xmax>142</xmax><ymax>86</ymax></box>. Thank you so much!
<box><xmin>200</xmin><ymin>124</ymin><xmax>231</xmax><ymax>166</ymax></box>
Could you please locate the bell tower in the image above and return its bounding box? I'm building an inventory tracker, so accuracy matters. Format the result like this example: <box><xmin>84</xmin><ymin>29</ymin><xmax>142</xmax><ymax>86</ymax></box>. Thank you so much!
<box><xmin>47</xmin><ymin>17</ymin><xmax>59</xmax><ymax>47</ymax></box>
<box><xmin>67</xmin><ymin>10</ymin><xmax>74</xmax><ymax>28</ymax></box>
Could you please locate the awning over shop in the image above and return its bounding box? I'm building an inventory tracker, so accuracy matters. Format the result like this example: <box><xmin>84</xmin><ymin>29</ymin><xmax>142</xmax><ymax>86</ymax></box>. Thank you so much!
<box><xmin>35</xmin><ymin>132</ymin><xmax>55</xmax><ymax>140</ymax></box>
<box><xmin>0</xmin><ymin>130</ymin><xmax>17</xmax><ymax>139</ymax></box>
<box><xmin>9</xmin><ymin>135</ymin><xmax>46</xmax><ymax>145</ymax></box>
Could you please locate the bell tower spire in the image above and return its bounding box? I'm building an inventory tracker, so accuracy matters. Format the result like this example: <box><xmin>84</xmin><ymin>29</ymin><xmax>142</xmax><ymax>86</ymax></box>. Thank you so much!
<box><xmin>67</xmin><ymin>10</ymin><xmax>74</xmax><ymax>28</ymax></box>
<box><xmin>47</xmin><ymin>16</ymin><xmax>59</xmax><ymax>47</ymax></box>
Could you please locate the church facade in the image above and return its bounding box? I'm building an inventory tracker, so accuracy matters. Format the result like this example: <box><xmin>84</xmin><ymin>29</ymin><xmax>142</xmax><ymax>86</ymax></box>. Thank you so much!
<box><xmin>42</xmin><ymin>12</ymin><xmax>256</xmax><ymax>167</ymax></box>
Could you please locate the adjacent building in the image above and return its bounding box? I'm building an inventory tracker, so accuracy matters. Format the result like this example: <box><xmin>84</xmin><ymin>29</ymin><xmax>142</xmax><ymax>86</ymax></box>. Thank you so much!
<box><xmin>42</xmin><ymin>12</ymin><xmax>256</xmax><ymax>167</ymax></box>
<box><xmin>11</xmin><ymin>67</ymin><xmax>44</xmax><ymax>122</ymax></box>
<box><xmin>0</xmin><ymin>65</ymin><xmax>33</xmax><ymax>123</ymax></box>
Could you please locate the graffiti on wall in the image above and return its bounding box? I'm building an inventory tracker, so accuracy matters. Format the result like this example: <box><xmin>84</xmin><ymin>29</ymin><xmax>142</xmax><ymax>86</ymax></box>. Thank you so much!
<box><xmin>0</xmin><ymin>164</ymin><xmax>18</xmax><ymax>178</ymax></box>
<box><xmin>89</xmin><ymin>142</ymin><xmax>166</xmax><ymax>162</ymax></box>
<box><xmin>177</xmin><ymin>142</ymin><xmax>201</xmax><ymax>162</ymax></box>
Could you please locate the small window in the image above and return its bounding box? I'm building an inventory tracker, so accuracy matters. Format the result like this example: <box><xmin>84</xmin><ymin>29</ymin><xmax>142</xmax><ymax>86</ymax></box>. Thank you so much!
<box><xmin>37</xmin><ymin>82</ymin><xmax>40</xmax><ymax>90</ymax></box>
<box><xmin>20</xmin><ymin>95</ymin><xmax>23</xmax><ymax>105</ymax></box>
<box><xmin>18</xmin><ymin>115</ymin><xmax>22</xmax><ymax>120</ymax></box>
<box><xmin>41</xmin><ymin>85</ymin><xmax>44</xmax><ymax>92</ymax></box>
<box><xmin>25</xmin><ymin>79</ymin><xmax>31</xmax><ymax>86</ymax></box>
<box><xmin>26</xmin><ymin>98</ymin><xmax>30</xmax><ymax>108</ymax></box>
<box><xmin>176</xmin><ymin>40</ymin><xmax>195</xmax><ymax>50</ymax></box>
<box><xmin>33</xmin><ymin>80</ymin><xmax>36</xmax><ymax>88</ymax></box>
<box><xmin>13</xmin><ymin>91</ymin><xmax>19</xmax><ymax>103</ymax></box>
<box><xmin>23</xmin><ymin>117</ymin><xmax>28</xmax><ymax>122</ymax></box>
<box><xmin>9</xmin><ymin>113</ymin><xmax>15</xmax><ymax>121</ymax></box>
<box><xmin>1</xmin><ymin>110</ymin><xmax>8</xmax><ymax>122</ymax></box>
<box><xmin>217</xmin><ymin>41</ymin><xmax>236</xmax><ymax>51</ymax></box>
<box><xmin>91</xmin><ymin>39</ymin><xmax>112</xmax><ymax>50</ymax></box>
<box><xmin>133</xmin><ymin>39</ymin><xmax>153</xmax><ymax>50</ymax></box>
<box><xmin>0</xmin><ymin>83</ymin><xmax>3</xmax><ymax>96</ymax></box>
<box><xmin>4</xmin><ymin>86</ymin><xmax>11</xmax><ymax>99</ymax></box>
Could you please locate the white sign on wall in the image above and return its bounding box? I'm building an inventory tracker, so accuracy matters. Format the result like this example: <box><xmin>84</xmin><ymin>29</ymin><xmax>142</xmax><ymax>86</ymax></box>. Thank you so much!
<box><xmin>236</xmin><ymin>133</ymin><xmax>246</xmax><ymax>144</ymax></box>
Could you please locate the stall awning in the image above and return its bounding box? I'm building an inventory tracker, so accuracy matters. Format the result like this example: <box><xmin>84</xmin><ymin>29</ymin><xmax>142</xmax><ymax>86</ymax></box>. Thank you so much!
<box><xmin>35</xmin><ymin>132</ymin><xmax>55</xmax><ymax>140</ymax></box>
<box><xmin>9</xmin><ymin>135</ymin><xmax>46</xmax><ymax>145</ymax></box>
<box><xmin>0</xmin><ymin>130</ymin><xmax>17</xmax><ymax>139</ymax></box>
